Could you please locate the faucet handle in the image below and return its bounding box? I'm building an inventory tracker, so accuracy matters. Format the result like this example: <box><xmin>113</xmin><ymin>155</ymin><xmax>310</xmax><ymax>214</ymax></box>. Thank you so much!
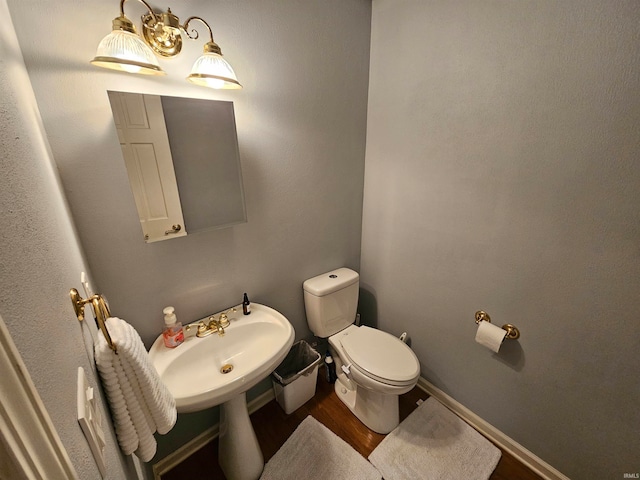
<box><xmin>218</xmin><ymin>313</ymin><xmax>230</xmax><ymax>328</ymax></box>
<box><xmin>196</xmin><ymin>321</ymin><xmax>209</xmax><ymax>336</ymax></box>
<box><xmin>218</xmin><ymin>307</ymin><xmax>236</xmax><ymax>328</ymax></box>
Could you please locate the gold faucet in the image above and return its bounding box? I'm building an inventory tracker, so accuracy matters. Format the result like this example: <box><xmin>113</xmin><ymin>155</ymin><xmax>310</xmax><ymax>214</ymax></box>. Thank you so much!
<box><xmin>196</xmin><ymin>316</ymin><xmax>225</xmax><ymax>337</ymax></box>
<box><xmin>195</xmin><ymin>308</ymin><xmax>237</xmax><ymax>337</ymax></box>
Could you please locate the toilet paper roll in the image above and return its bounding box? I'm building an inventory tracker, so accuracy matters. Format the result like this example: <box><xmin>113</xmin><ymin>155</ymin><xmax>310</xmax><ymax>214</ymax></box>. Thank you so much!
<box><xmin>475</xmin><ymin>320</ymin><xmax>507</xmax><ymax>353</ymax></box>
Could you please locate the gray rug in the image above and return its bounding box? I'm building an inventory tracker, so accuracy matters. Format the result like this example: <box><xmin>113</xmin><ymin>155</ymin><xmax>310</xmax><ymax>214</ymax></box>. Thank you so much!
<box><xmin>369</xmin><ymin>397</ymin><xmax>501</xmax><ymax>480</ymax></box>
<box><xmin>260</xmin><ymin>415</ymin><xmax>382</xmax><ymax>480</ymax></box>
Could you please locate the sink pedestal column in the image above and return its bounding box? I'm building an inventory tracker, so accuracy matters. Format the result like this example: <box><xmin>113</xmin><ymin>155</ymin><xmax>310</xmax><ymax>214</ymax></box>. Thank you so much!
<box><xmin>219</xmin><ymin>393</ymin><xmax>264</xmax><ymax>480</ymax></box>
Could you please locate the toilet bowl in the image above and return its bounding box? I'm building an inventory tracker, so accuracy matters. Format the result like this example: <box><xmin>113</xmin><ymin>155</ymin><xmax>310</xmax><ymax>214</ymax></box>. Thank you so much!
<box><xmin>303</xmin><ymin>268</ymin><xmax>420</xmax><ymax>434</ymax></box>
<box><xmin>329</xmin><ymin>324</ymin><xmax>420</xmax><ymax>433</ymax></box>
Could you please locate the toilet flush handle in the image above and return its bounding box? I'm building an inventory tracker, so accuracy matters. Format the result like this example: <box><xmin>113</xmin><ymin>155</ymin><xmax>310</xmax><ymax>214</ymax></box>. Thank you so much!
<box><xmin>399</xmin><ymin>332</ymin><xmax>407</xmax><ymax>343</ymax></box>
<box><xmin>341</xmin><ymin>364</ymin><xmax>351</xmax><ymax>376</ymax></box>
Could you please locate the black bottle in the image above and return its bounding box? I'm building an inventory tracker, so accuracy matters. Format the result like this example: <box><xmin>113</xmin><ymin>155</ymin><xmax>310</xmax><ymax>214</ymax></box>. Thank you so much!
<box><xmin>242</xmin><ymin>292</ymin><xmax>251</xmax><ymax>315</ymax></box>
<box><xmin>325</xmin><ymin>351</ymin><xmax>337</xmax><ymax>383</ymax></box>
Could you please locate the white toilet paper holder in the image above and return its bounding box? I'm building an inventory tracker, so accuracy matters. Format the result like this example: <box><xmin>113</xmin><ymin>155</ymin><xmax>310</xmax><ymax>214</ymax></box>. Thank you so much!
<box><xmin>475</xmin><ymin>311</ymin><xmax>520</xmax><ymax>340</ymax></box>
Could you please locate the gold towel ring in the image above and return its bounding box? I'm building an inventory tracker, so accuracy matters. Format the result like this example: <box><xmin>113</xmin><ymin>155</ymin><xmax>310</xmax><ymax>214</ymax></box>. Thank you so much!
<box><xmin>70</xmin><ymin>288</ymin><xmax>117</xmax><ymax>353</ymax></box>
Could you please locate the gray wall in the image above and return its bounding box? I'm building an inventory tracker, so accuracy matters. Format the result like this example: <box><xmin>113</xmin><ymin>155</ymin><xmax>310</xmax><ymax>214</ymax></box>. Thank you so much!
<box><xmin>362</xmin><ymin>1</ymin><xmax>640</xmax><ymax>479</ymax></box>
<box><xmin>10</xmin><ymin>0</ymin><xmax>634</xmax><ymax>477</ymax></box>
<box><xmin>8</xmin><ymin>0</ymin><xmax>370</xmax><ymax>346</ymax></box>
<box><xmin>7</xmin><ymin>0</ymin><xmax>371</xmax><ymax>464</ymax></box>
<box><xmin>0</xmin><ymin>1</ymin><xmax>145</xmax><ymax>478</ymax></box>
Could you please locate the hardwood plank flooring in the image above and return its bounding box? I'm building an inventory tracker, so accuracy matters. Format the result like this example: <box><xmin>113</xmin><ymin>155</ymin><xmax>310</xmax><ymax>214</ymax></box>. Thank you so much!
<box><xmin>162</xmin><ymin>374</ymin><xmax>544</xmax><ymax>480</ymax></box>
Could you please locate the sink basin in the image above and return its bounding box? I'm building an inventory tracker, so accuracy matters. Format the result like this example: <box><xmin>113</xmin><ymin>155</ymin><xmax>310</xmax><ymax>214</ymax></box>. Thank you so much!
<box><xmin>150</xmin><ymin>302</ymin><xmax>294</xmax><ymax>479</ymax></box>
<box><xmin>149</xmin><ymin>303</ymin><xmax>295</xmax><ymax>413</ymax></box>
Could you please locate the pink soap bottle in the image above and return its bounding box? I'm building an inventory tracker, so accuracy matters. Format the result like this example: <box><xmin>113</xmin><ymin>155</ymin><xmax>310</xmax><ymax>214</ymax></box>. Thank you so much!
<box><xmin>162</xmin><ymin>306</ymin><xmax>184</xmax><ymax>348</ymax></box>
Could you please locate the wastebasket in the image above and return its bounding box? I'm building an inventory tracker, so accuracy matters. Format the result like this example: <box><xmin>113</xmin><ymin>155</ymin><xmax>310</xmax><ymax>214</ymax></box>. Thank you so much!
<box><xmin>272</xmin><ymin>340</ymin><xmax>321</xmax><ymax>414</ymax></box>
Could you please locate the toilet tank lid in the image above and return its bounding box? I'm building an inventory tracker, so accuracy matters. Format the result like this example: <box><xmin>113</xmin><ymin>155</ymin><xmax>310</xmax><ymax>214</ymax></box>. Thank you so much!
<box><xmin>303</xmin><ymin>268</ymin><xmax>359</xmax><ymax>297</ymax></box>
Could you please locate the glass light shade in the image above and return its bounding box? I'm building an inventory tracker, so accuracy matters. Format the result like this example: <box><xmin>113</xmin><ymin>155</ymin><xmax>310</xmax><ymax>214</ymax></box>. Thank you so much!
<box><xmin>187</xmin><ymin>52</ymin><xmax>242</xmax><ymax>89</ymax></box>
<box><xmin>91</xmin><ymin>30</ymin><xmax>165</xmax><ymax>76</ymax></box>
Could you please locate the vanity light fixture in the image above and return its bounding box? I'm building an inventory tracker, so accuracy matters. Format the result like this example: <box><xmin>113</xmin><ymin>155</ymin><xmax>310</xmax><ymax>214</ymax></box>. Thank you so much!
<box><xmin>91</xmin><ymin>0</ymin><xmax>242</xmax><ymax>89</ymax></box>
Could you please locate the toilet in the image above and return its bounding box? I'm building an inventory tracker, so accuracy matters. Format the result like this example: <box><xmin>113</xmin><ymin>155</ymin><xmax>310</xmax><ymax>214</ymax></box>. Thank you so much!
<box><xmin>303</xmin><ymin>267</ymin><xmax>420</xmax><ymax>434</ymax></box>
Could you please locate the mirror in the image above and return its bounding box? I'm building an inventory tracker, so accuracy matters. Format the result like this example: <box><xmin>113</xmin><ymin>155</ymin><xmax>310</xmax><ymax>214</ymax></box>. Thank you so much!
<box><xmin>107</xmin><ymin>91</ymin><xmax>247</xmax><ymax>243</ymax></box>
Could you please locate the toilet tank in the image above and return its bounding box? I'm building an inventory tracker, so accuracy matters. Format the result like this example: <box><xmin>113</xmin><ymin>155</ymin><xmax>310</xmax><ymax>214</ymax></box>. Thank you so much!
<box><xmin>303</xmin><ymin>268</ymin><xmax>359</xmax><ymax>338</ymax></box>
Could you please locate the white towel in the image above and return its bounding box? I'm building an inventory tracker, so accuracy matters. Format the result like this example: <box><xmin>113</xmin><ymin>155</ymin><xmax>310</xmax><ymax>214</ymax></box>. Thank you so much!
<box><xmin>95</xmin><ymin>317</ymin><xmax>177</xmax><ymax>462</ymax></box>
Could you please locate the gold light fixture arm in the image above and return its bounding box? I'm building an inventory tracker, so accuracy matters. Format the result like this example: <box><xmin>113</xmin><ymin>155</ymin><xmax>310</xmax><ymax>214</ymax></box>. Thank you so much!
<box><xmin>182</xmin><ymin>16</ymin><xmax>222</xmax><ymax>55</ymax></box>
<box><xmin>111</xmin><ymin>0</ymin><xmax>157</xmax><ymax>34</ymax></box>
<box><xmin>182</xmin><ymin>16</ymin><xmax>212</xmax><ymax>41</ymax></box>
<box><xmin>119</xmin><ymin>0</ymin><xmax>156</xmax><ymax>19</ymax></box>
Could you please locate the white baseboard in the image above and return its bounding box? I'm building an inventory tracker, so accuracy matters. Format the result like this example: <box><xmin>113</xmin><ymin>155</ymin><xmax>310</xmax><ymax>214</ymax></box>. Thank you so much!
<box><xmin>152</xmin><ymin>389</ymin><xmax>275</xmax><ymax>480</ymax></box>
<box><xmin>416</xmin><ymin>377</ymin><xmax>570</xmax><ymax>480</ymax></box>
<box><xmin>154</xmin><ymin>378</ymin><xmax>570</xmax><ymax>480</ymax></box>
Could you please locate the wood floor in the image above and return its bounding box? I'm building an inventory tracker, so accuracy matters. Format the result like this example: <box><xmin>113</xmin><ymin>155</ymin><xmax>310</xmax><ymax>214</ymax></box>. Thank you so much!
<box><xmin>162</xmin><ymin>374</ymin><xmax>544</xmax><ymax>480</ymax></box>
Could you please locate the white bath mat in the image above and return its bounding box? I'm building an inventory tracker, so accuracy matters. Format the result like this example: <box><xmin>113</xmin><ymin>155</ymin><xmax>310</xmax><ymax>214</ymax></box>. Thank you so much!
<box><xmin>369</xmin><ymin>397</ymin><xmax>501</xmax><ymax>480</ymax></box>
<box><xmin>260</xmin><ymin>415</ymin><xmax>382</xmax><ymax>480</ymax></box>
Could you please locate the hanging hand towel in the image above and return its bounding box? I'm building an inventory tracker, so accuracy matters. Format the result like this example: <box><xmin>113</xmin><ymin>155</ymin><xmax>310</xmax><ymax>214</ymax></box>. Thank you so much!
<box><xmin>95</xmin><ymin>317</ymin><xmax>177</xmax><ymax>462</ymax></box>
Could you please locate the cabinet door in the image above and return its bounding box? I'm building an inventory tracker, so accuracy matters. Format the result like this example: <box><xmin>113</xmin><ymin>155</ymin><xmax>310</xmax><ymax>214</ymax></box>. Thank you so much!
<box><xmin>108</xmin><ymin>91</ymin><xmax>186</xmax><ymax>242</ymax></box>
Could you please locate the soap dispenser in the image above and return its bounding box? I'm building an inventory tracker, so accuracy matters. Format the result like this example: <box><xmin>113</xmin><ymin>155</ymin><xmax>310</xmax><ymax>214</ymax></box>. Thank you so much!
<box><xmin>162</xmin><ymin>306</ymin><xmax>184</xmax><ymax>348</ymax></box>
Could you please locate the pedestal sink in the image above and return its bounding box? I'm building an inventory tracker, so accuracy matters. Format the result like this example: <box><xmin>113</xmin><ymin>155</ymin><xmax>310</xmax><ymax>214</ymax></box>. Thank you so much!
<box><xmin>149</xmin><ymin>303</ymin><xmax>295</xmax><ymax>480</ymax></box>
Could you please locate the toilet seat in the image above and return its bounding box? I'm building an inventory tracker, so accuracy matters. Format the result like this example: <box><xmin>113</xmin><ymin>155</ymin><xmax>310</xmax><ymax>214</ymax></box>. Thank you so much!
<box><xmin>338</xmin><ymin>326</ymin><xmax>419</xmax><ymax>387</ymax></box>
